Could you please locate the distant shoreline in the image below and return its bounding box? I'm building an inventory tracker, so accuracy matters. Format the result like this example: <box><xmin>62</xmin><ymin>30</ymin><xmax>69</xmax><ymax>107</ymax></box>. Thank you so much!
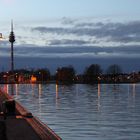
<box><xmin>0</xmin><ymin>81</ymin><xmax>139</xmax><ymax>85</ymax></box>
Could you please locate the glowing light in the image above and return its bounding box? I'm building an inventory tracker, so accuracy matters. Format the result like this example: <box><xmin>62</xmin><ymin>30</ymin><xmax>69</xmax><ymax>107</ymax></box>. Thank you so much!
<box><xmin>31</xmin><ymin>75</ymin><xmax>37</xmax><ymax>83</ymax></box>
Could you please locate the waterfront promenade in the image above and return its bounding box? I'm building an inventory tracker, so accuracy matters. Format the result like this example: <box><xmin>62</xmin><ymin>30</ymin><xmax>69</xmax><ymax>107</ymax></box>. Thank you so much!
<box><xmin>0</xmin><ymin>90</ymin><xmax>61</xmax><ymax>140</ymax></box>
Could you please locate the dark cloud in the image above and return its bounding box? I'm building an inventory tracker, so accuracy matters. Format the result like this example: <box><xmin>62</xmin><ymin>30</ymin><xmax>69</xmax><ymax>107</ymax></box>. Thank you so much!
<box><xmin>49</xmin><ymin>39</ymin><xmax>88</xmax><ymax>46</ymax></box>
<box><xmin>75</xmin><ymin>22</ymin><xmax>104</xmax><ymax>28</ymax></box>
<box><xmin>32</xmin><ymin>26</ymin><xmax>99</xmax><ymax>36</ymax></box>
<box><xmin>32</xmin><ymin>21</ymin><xmax>140</xmax><ymax>43</ymax></box>
<box><xmin>102</xmin><ymin>21</ymin><xmax>140</xmax><ymax>43</ymax></box>
<box><xmin>0</xmin><ymin>43</ymin><xmax>139</xmax><ymax>73</ymax></box>
<box><xmin>0</xmin><ymin>44</ymin><xmax>138</xmax><ymax>59</ymax></box>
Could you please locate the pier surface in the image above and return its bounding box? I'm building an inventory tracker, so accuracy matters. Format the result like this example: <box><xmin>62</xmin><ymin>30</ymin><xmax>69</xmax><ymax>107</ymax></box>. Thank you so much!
<box><xmin>0</xmin><ymin>90</ymin><xmax>61</xmax><ymax>140</ymax></box>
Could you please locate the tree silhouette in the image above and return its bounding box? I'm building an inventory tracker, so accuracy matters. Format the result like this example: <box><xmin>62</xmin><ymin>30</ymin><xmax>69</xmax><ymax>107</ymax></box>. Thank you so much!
<box><xmin>107</xmin><ymin>64</ymin><xmax>122</xmax><ymax>75</ymax></box>
<box><xmin>84</xmin><ymin>64</ymin><xmax>102</xmax><ymax>83</ymax></box>
<box><xmin>34</xmin><ymin>68</ymin><xmax>50</xmax><ymax>81</ymax></box>
<box><xmin>56</xmin><ymin>66</ymin><xmax>75</xmax><ymax>83</ymax></box>
<box><xmin>106</xmin><ymin>64</ymin><xmax>122</xmax><ymax>82</ymax></box>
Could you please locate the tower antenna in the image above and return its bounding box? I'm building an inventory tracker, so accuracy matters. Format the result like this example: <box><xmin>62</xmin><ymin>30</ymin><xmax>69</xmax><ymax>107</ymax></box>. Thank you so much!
<box><xmin>9</xmin><ymin>20</ymin><xmax>15</xmax><ymax>82</ymax></box>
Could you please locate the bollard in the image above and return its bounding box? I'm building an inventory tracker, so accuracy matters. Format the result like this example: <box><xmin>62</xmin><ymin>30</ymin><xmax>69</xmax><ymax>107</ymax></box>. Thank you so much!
<box><xmin>2</xmin><ymin>99</ymin><xmax>15</xmax><ymax>119</ymax></box>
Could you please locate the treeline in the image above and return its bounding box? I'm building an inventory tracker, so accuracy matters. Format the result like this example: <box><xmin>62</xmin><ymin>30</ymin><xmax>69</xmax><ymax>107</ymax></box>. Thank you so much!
<box><xmin>0</xmin><ymin>64</ymin><xmax>140</xmax><ymax>84</ymax></box>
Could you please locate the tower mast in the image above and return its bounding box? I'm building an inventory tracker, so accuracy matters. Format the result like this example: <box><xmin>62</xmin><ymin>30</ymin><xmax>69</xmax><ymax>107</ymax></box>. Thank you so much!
<box><xmin>9</xmin><ymin>20</ymin><xmax>15</xmax><ymax>79</ymax></box>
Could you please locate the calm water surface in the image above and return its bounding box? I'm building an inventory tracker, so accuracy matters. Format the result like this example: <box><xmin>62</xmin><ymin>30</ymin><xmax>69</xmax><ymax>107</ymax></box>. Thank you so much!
<box><xmin>1</xmin><ymin>84</ymin><xmax>140</xmax><ymax>140</ymax></box>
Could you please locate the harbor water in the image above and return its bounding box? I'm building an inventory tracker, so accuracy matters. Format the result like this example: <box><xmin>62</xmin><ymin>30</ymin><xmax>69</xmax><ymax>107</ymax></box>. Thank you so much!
<box><xmin>1</xmin><ymin>84</ymin><xmax>140</xmax><ymax>140</ymax></box>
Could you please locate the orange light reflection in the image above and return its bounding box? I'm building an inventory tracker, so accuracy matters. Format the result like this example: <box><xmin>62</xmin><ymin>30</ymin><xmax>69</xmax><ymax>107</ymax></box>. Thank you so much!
<box><xmin>55</xmin><ymin>84</ymin><xmax>59</xmax><ymax>107</ymax></box>
<box><xmin>97</xmin><ymin>83</ymin><xmax>101</xmax><ymax>111</ymax></box>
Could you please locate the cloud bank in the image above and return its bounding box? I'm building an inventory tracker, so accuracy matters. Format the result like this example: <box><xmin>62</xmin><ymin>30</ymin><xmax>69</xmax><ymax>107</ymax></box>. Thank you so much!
<box><xmin>31</xmin><ymin>20</ymin><xmax>140</xmax><ymax>45</ymax></box>
<box><xmin>1</xmin><ymin>18</ymin><xmax>140</xmax><ymax>72</ymax></box>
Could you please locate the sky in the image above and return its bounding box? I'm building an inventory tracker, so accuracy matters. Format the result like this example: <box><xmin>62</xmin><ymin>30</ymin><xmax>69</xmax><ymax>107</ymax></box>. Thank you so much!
<box><xmin>0</xmin><ymin>0</ymin><xmax>140</xmax><ymax>73</ymax></box>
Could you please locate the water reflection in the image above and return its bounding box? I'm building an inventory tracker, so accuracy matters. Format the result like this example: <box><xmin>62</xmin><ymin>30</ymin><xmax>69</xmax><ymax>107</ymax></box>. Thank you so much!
<box><xmin>127</xmin><ymin>84</ymin><xmax>130</xmax><ymax>95</ymax></box>
<box><xmin>132</xmin><ymin>83</ymin><xmax>136</xmax><ymax>98</ymax></box>
<box><xmin>15</xmin><ymin>84</ymin><xmax>19</xmax><ymax>95</ymax></box>
<box><xmin>38</xmin><ymin>84</ymin><xmax>42</xmax><ymax>119</ymax></box>
<box><xmin>3</xmin><ymin>84</ymin><xmax>9</xmax><ymax>94</ymax></box>
<box><xmin>38</xmin><ymin>84</ymin><xmax>42</xmax><ymax>95</ymax></box>
<box><xmin>3</xmin><ymin>84</ymin><xmax>14</xmax><ymax>95</ymax></box>
<box><xmin>112</xmin><ymin>84</ymin><xmax>120</xmax><ymax>92</ymax></box>
<box><xmin>31</xmin><ymin>84</ymin><xmax>35</xmax><ymax>96</ymax></box>
<box><xmin>56</xmin><ymin>84</ymin><xmax>59</xmax><ymax>99</ymax></box>
<box><xmin>0</xmin><ymin>84</ymin><xmax>140</xmax><ymax>140</ymax></box>
<box><xmin>55</xmin><ymin>84</ymin><xmax>59</xmax><ymax>107</ymax></box>
<box><xmin>97</xmin><ymin>83</ymin><xmax>101</xmax><ymax>111</ymax></box>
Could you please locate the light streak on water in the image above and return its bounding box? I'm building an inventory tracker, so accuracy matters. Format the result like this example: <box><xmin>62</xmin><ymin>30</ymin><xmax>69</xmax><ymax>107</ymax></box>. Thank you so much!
<box><xmin>1</xmin><ymin>84</ymin><xmax>140</xmax><ymax>140</ymax></box>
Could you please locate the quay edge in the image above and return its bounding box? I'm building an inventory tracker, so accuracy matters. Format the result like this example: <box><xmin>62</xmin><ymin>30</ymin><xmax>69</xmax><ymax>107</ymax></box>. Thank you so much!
<box><xmin>0</xmin><ymin>89</ymin><xmax>62</xmax><ymax>140</ymax></box>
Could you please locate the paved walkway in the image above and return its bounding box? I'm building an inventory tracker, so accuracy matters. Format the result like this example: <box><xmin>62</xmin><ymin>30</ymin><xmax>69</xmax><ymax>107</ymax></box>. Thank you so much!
<box><xmin>5</xmin><ymin>116</ymin><xmax>41</xmax><ymax>140</ymax></box>
<box><xmin>0</xmin><ymin>92</ymin><xmax>41</xmax><ymax>140</ymax></box>
<box><xmin>0</xmin><ymin>120</ymin><xmax>7</xmax><ymax>140</ymax></box>
<box><xmin>0</xmin><ymin>116</ymin><xmax>42</xmax><ymax>140</ymax></box>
